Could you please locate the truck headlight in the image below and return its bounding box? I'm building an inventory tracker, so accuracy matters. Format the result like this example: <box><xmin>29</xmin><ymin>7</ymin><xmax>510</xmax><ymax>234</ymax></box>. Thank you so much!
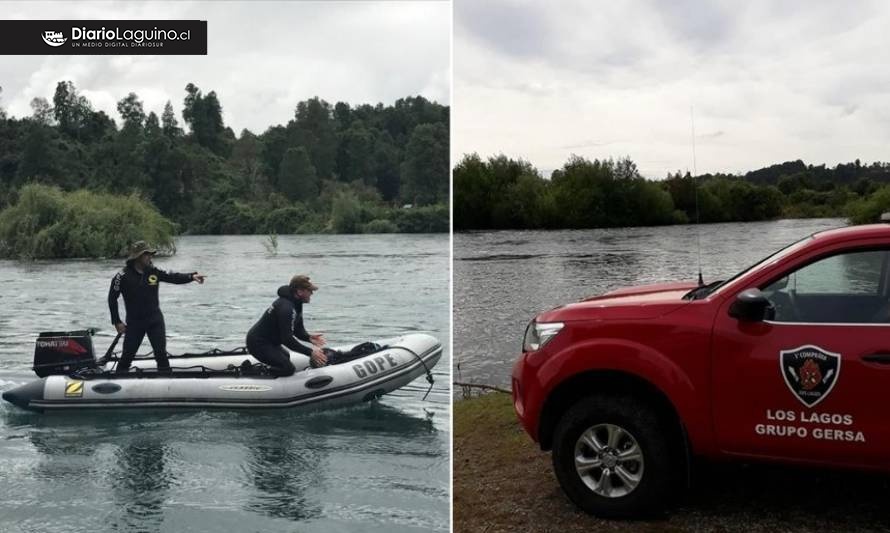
<box><xmin>523</xmin><ymin>321</ymin><xmax>564</xmax><ymax>352</ymax></box>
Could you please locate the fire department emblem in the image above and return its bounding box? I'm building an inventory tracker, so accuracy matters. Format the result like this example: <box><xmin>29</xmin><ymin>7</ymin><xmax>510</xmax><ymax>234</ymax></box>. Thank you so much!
<box><xmin>780</xmin><ymin>345</ymin><xmax>840</xmax><ymax>407</ymax></box>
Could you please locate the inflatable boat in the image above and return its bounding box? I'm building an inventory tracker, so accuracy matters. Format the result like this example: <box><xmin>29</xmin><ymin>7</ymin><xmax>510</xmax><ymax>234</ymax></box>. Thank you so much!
<box><xmin>2</xmin><ymin>330</ymin><xmax>442</xmax><ymax>412</ymax></box>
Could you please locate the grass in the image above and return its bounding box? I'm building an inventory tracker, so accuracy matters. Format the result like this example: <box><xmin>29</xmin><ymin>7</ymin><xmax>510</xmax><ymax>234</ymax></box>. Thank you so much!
<box><xmin>454</xmin><ymin>392</ymin><xmax>890</xmax><ymax>533</ymax></box>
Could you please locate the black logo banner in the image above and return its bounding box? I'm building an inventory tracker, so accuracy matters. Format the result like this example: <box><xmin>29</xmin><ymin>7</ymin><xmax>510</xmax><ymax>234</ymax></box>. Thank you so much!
<box><xmin>780</xmin><ymin>345</ymin><xmax>841</xmax><ymax>407</ymax></box>
<box><xmin>0</xmin><ymin>20</ymin><xmax>207</xmax><ymax>55</ymax></box>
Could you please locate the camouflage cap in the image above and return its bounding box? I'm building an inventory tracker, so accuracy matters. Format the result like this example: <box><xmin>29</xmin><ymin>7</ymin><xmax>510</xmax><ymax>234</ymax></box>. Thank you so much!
<box><xmin>289</xmin><ymin>274</ymin><xmax>318</xmax><ymax>292</ymax></box>
<box><xmin>126</xmin><ymin>241</ymin><xmax>158</xmax><ymax>261</ymax></box>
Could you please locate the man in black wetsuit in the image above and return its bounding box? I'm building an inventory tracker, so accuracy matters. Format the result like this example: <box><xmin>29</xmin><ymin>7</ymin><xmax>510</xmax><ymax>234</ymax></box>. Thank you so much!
<box><xmin>108</xmin><ymin>241</ymin><xmax>206</xmax><ymax>373</ymax></box>
<box><xmin>246</xmin><ymin>275</ymin><xmax>327</xmax><ymax>376</ymax></box>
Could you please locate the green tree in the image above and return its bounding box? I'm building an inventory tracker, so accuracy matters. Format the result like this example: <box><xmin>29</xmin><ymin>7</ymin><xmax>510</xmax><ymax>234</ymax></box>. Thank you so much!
<box><xmin>453</xmin><ymin>153</ymin><xmax>490</xmax><ymax>229</ymax></box>
<box><xmin>260</xmin><ymin>125</ymin><xmax>288</xmax><ymax>188</ymax></box>
<box><xmin>372</xmin><ymin>133</ymin><xmax>401</xmax><ymax>201</ymax></box>
<box><xmin>400</xmin><ymin>123</ymin><xmax>448</xmax><ymax>205</ymax></box>
<box><xmin>143</xmin><ymin>111</ymin><xmax>186</xmax><ymax>216</ymax></box>
<box><xmin>279</xmin><ymin>147</ymin><xmax>318</xmax><ymax>201</ymax></box>
<box><xmin>633</xmin><ymin>180</ymin><xmax>676</xmax><ymax>225</ymax></box>
<box><xmin>16</xmin><ymin>123</ymin><xmax>59</xmax><ymax>184</ymax></box>
<box><xmin>336</xmin><ymin>120</ymin><xmax>375</xmax><ymax>185</ymax></box>
<box><xmin>492</xmin><ymin>173</ymin><xmax>548</xmax><ymax>228</ymax></box>
<box><xmin>333</xmin><ymin>101</ymin><xmax>351</xmax><ymax>128</ymax></box>
<box><xmin>330</xmin><ymin>190</ymin><xmax>362</xmax><ymax>233</ymax></box>
<box><xmin>117</xmin><ymin>92</ymin><xmax>146</xmax><ymax>127</ymax></box>
<box><xmin>161</xmin><ymin>100</ymin><xmax>182</xmax><ymax>138</ymax></box>
<box><xmin>231</xmin><ymin>129</ymin><xmax>265</xmax><ymax>197</ymax></box>
<box><xmin>30</xmin><ymin>97</ymin><xmax>53</xmax><ymax>125</ymax></box>
<box><xmin>110</xmin><ymin>93</ymin><xmax>149</xmax><ymax>192</ymax></box>
<box><xmin>182</xmin><ymin>83</ymin><xmax>229</xmax><ymax>156</ymax></box>
<box><xmin>291</xmin><ymin>97</ymin><xmax>337</xmax><ymax>178</ymax></box>
<box><xmin>52</xmin><ymin>81</ymin><xmax>93</xmax><ymax>139</ymax></box>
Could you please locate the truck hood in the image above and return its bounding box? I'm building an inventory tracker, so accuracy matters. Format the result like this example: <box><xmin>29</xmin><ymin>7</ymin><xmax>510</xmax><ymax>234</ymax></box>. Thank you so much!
<box><xmin>537</xmin><ymin>281</ymin><xmax>698</xmax><ymax>322</ymax></box>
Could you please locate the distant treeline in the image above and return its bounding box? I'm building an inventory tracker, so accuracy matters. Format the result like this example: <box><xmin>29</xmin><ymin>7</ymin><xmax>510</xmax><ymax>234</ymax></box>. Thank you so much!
<box><xmin>454</xmin><ymin>154</ymin><xmax>890</xmax><ymax>231</ymax></box>
<box><xmin>0</xmin><ymin>82</ymin><xmax>449</xmax><ymax>236</ymax></box>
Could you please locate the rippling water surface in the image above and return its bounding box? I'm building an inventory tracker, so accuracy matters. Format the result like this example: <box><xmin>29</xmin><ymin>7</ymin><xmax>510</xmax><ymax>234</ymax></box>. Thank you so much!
<box><xmin>454</xmin><ymin>219</ymin><xmax>844</xmax><ymax>387</ymax></box>
<box><xmin>0</xmin><ymin>234</ymin><xmax>450</xmax><ymax>533</ymax></box>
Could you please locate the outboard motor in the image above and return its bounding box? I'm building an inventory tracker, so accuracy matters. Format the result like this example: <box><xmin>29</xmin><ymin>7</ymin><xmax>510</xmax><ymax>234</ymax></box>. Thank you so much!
<box><xmin>33</xmin><ymin>330</ymin><xmax>98</xmax><ymax>377</ymax></box>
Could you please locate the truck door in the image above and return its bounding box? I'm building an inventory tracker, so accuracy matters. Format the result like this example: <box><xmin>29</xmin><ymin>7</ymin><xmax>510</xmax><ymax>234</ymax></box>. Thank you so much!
<box><xmin>711</xmin><ymin>247</ymin><xmax>890</xmax><ymax>469</ymax></box>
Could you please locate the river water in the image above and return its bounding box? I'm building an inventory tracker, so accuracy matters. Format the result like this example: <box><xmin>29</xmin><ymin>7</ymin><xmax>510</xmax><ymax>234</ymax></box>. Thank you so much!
<box><xmin>454</xmin><ymin>219</ymin><xmax>845</xmax><ymax>387</ymax></box>
<box><xmin>0</xmin><ymin>234</ymin><xmax>450</xmax><ymax>533</ymax></box>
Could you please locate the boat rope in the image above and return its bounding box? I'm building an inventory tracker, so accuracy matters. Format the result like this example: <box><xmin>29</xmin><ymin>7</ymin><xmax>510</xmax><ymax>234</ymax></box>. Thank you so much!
<box><xmin>102</xmin><ymin>346</ymin><xmax>251</xmax><ymax>361</ymax></box>
<box><xmin>73</xmin><ymin>362</ymin><xmax>271</xmax><ymax>380</ymax></box>
<box><xmin>389</xmin><ymin>346</ymin><xmax>435</xmax><ymax>401</ymax></box>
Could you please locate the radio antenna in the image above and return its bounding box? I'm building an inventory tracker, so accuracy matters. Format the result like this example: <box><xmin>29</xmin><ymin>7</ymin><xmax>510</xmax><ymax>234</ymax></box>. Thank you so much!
<box><xmin>691</xmin><ymin>106</ymin><xmax>703</xmax><ymax>287</ymax></box>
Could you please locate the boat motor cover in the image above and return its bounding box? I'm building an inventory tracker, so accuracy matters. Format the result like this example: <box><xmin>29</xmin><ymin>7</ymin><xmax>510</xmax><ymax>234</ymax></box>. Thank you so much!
<box><xmin>33</xmin><ymin>330</ymin><xmax>97</xmax><ymax>377</ymax></box>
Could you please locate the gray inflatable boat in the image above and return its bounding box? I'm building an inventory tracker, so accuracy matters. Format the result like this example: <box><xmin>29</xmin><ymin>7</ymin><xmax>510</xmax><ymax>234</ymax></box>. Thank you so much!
<box><xmin>2</xmin><ymin>331</ymin><xmax>441</xmax><ymax>412</ymax></box>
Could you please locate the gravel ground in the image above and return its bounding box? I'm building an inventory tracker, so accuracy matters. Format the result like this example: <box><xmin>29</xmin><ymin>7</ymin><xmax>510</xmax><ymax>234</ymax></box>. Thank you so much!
<box><xmin>454</xmin><ymin>393</ymin><xmax>890</xmax><ymax>533</ymax></box>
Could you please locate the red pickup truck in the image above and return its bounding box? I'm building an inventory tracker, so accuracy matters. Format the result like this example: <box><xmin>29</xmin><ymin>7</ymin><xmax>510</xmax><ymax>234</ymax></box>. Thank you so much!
<box><xmin>512</xmin><ymin>223</ymin><xmax>890</xmax><ymax>517</ymax></box>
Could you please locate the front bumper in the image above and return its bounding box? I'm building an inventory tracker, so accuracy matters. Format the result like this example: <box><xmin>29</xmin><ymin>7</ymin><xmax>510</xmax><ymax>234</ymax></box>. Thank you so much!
<box><xmin>512</xmin><ymin>351</ymin><xmax>541</xmax><ymax>443</ymax></box>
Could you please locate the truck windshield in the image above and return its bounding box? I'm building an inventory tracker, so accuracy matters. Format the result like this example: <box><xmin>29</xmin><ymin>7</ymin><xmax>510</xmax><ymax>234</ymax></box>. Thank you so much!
<box><xmin>692</xmin><ymin>234</ymin><xmax>815</xmax><ymax>299</ymax></box>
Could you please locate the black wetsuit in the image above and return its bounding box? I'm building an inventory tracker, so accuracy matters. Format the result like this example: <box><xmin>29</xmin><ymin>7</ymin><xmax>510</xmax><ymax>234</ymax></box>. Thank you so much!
<box><xmin>246</xmin><ymin>285</ymin><xmax>312</xmax><ymax>376</ymax></box>
<box><xmin>108</xmin><ymin>263</ymin><xmax>196</xmax><ymax>373</ymax></box>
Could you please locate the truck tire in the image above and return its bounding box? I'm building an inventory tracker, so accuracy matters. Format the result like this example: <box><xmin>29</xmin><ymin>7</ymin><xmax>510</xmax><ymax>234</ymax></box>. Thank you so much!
<box><xmin>551</xmin><ymin>394</ymin><xmax>673</xmax><ymax>518</ymax></box>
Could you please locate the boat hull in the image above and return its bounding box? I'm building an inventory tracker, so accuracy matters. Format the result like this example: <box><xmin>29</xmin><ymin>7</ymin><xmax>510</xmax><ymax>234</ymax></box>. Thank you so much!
<box><xmin>3</xmin><ymin>334</ymin><xmax>441</xmax><ymax>412</ymax></box>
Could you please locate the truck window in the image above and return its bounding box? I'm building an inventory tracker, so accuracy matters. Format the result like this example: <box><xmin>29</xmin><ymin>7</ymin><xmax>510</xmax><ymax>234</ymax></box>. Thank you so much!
<box><xmin>712</xmin><ymin>235</ymin><xmax>813</xmax><ymax>297</ymax></box>
<box><xmin>763</xmin><ymin>250</ymin><xmax>889</xmax><ymax>323</ymax></box>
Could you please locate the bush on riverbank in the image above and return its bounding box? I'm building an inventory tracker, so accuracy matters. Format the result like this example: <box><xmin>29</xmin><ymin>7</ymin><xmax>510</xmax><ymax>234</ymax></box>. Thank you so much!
<box><xmin>846</xmin><ymin>185</ymin><xmax>890</xmax><ymax>224</ymax></box>
<box><xmin>0</xmin><ymin>184</ymin><xmax>176</xmax><ymax>259</ymax></box>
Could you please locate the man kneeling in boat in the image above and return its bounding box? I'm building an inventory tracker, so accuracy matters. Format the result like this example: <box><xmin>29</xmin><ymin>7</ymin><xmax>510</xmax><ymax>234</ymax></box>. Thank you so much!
<box><xmin>246</xmin><ymin>275</ymin><xmax>327</xmax><ymax>376</ymax></box>
<box><xmin>108</xmin><ymin>241</ymin><xmax>206</xmax><ymax>373</ymax></box>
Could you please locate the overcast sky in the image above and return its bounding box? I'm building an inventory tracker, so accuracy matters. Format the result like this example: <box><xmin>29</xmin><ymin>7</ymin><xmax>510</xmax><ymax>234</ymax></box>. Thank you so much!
<box><xmin>0</xmin><ymin>1</ymin><xmax>449</xmax><ymax>134</ymax></box>
<box><xmin>454</xmin><ymin>0</ymin><xmax>890</xmax><ymax>178</ymax></box>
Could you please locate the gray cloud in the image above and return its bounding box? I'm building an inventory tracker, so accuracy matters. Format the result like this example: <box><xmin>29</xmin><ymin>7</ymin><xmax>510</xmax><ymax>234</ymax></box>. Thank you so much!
<box><xmin>455</xmin><ymin>0</ymin><xmax>555</xmax><ymax>60</ymax></box>
<box><xmin>0</xmin><ymin>1</ymin><xmax>450</xmax><ymax>133</ymax></box>
<box><xmin>454</xmin><ymin>0</ymin><xmax>890</xmax><ymax>178</ymax></box>
<box><xmin>652</xmin><ymin>0</ymin><xmax>733</xmax><ymax>50</ymax></box>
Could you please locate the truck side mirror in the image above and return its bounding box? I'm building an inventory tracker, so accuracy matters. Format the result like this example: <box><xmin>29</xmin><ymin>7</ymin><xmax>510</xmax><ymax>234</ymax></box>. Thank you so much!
<box><xmin>729</xmin><ymin>288</ymin><xmax>774</xmax><ymax>322</ymax></box>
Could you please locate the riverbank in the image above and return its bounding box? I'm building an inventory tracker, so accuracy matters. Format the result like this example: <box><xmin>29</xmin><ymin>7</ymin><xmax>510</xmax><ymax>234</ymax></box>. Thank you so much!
<box><xmin>454</xmin><ymin>393</ymin><xmax>890</xmax><ymax>533</ymax></box>
<box><xmin>0</xmin><ymin>184</ymin><xmax>448</xmax><ymax>260</ymax></box>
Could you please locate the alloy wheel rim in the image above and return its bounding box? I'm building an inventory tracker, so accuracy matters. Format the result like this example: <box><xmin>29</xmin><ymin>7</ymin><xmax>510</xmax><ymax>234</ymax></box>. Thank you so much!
<box><xmin>573</xmin><ymin>423</ymin><xmax>644</xmax><ymax>498</ymax></box>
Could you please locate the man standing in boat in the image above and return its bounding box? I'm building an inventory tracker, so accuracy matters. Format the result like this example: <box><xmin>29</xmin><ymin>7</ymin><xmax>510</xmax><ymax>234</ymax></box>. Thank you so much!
<box><xmin>246</xmin><ymin>275</ymin><xmax>327</xmax><ymax>375</ymax></box>
<box><xmin>108</xmin><ymin>241</ymin><xmax>206</xmax><ymax>373</ymax></box>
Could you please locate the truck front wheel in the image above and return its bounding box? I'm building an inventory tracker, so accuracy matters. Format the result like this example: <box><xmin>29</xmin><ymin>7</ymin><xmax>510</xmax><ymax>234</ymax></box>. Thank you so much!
<box><xmin>552</xmin><ymin>395</ymin><xmax>673</xmax><ymax>518</ymax></box>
